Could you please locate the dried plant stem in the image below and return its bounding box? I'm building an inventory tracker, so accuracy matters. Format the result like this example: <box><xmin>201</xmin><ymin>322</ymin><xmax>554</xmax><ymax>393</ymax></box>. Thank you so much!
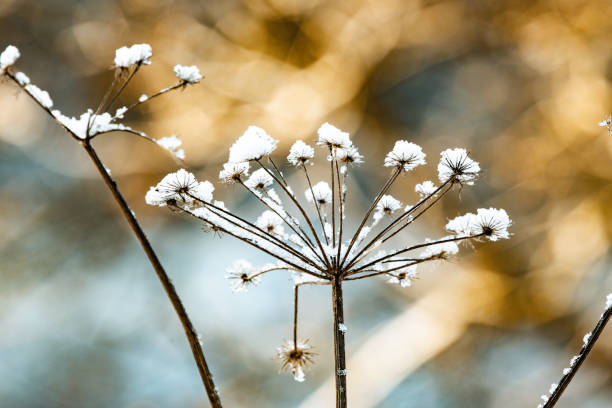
<box><xmin>331</xmin><ymin>277</ymin><xmax>347</xmax><ymax>408</ymax></box>
<box><xmin>542</xmin><ymin>305</ymin><xmax>611</xmax><ymax>408</ymax></box>
<box><xmin>4</xmin><ymin>70</ymin><xmax>222</xmax><ymax>407</ymax></box>
<box><xmin>83</xmin><ymin>142</ymin><xmax>222</xmax><ymax>408</ymax></box>
<box><xmin>294</xmin><ymin>285</ymin><xmax>299</xmax><ymax>349</ymax></box>
<box><xmin>302</xmin><ymin>165</ymin><xmax>329</xmax><ymax>245</ymax></box>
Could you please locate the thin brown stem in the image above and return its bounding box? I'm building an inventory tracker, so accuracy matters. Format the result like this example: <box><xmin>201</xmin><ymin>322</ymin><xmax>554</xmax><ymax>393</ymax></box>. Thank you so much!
<box><xmin>335</xmin><ymin>160</ymin><xmax>343</xmax><ymax>271</ymax></box>
<box><xmin>83</xmin><ymin>142</ymin><xmax>222</xmax><ymax>407</ymax></box>
<box><xmin>269</xmin><ymin>157</ymin><xmax>289</xmax><ymax>186</ymax></box>
<box><xmin>256</xmin><ymin>159</ymin><xmax>332</xmax><ymax>270</ymax></box>
<box><xmin>542</xmin><ymin>303</ymin><xmax>612</xmax><ymax>408</ymax></box>
<box><xmin>340</xmin><ymin>168</ymin><xmax>401</xmax><ymax>269</ymax></box>
<box><xmin>117</xmin><ymin>81</ymin><xmax>186</xmax><ymax>118</ymax></box>
<box><xmin>331</xmin><ymin>152</ymin><xmax>336</xmax><ymax>253</ymax></box>
<box><xmin>332</xmin><ymin>277</ymin><xmax>347</xmax><ymax>408</ymax></box>
<box><xmin>293</xmin><ymin>285</ymin><xmax>299</xmax><ymax>350</ymax></box>
<box><xmin>302</xmin><ymin>165</ymin><xmax>329</xmax><ymax>246</ymax></box>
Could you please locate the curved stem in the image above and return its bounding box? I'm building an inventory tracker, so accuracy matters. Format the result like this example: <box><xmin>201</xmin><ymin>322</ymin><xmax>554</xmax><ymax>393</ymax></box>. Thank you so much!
<box><xmin>83</xmin><ymin>141</ymin><xmax>222</xmax><ymax>407</ymax></box>
<box><xmin>542</xmin><ymin>302</ymin><xmax>612</xmax><ymax>408</ymax></box>
<box><xmin>332</xmin><ymin>277</ymin><xmax>347</xmax><ymax>408</ymax></box>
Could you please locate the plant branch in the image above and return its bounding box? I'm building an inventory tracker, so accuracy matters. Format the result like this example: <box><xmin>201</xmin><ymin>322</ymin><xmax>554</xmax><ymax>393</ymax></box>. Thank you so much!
<box><xmin>542</xmin><ymin>302</ymin><xmax>612</xmax><ymax>408</ymax></box>
<box><xmin>83</xmin><ymin>141</ymin><xmax>222</xmax><ymax>407</ymax></box>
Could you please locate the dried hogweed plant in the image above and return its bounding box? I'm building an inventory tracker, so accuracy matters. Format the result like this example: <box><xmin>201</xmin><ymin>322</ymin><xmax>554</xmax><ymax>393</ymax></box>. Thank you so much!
<box><xmin>1</xmin><ymin>44</ymin><xmax>222</xmax><ymax>407</ymax></box>
<box><xmin>146</xmin><ymin>122</ymin><xmax>512</xmax><ymax>407</ymax></box>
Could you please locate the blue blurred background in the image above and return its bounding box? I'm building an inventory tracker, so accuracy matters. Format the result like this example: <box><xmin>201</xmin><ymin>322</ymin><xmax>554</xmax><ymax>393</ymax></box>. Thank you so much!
<box><xmin>0</xmin><ymin>0</ymin><xmax>611</xmax><ymax>407</ymax></box>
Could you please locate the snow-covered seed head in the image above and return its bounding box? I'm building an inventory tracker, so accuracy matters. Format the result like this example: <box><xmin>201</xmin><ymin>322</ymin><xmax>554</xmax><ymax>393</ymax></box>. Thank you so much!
<box><xmin>333</xmin><ymin>145</ymin><xmax>363</xmax><ymax>165</ymax></box>
<box><xmin>145</xmin><ymin>169</ymin><xmax>212</xmax><ymax>207</ymax></box>
<box><xmin>415</xmin><ymin>180</ymin><xmax>437</xmax><ymax>198</ymax></box>
<box><xmin>470</xmin><ymin>208</ymin><xmax>511</xmax><ymax>241</ymax></box>
<box><xmin>1</xmin><ymin>45</ymin><xmax>20</xmax><ymax>72</ymax></box>
<box><xmin>387</xmin><ymin>265</ymin><xmax>417</xmax><ymax>287</ymax></box>
<box><xmin>114</xmin><ymin>44</ymin><xmax>152</xmax><ymax>68</ymax></box>
<box><xmin>256</xmin><ymin>210</ymin><xmax>285</xmax><ymax>236</ymax></box>
<box><xmin>304</xmin><ymin>181</ymin><xmax>332</xmax><ymax>206</ymax></box>
<box><xmin>219</xmin><ymin>162</ymin><xmax>250</xmax><ymax>183</ymax></box>
<box><xmin>600</xmin><ymin>114</ymin><xmax>612</xmax><ymax>135</ymax></box>
<box><xmin>446</xmin><ymin>213</ymin><xmax>476</xmax><ymax>236</ymax></box>
<box><xmin>438</xmin><ymin>148</ymin><xmax>480</xmax><ymax>185</ymax></box>
<box><xmin>277</xmin><ymin>340</ymin><xmax>316</xmax><ymax>382</ymax></box>
<box><xmin>420</xmin><ymin>239</ymin><xmax>459</xmax><ymax>259</ymax></box>
<box><xmin>317</xmin><ymin>123</ymin><xmax>352</xmax><ymax>149</ymax></box>
<box><xmin>173</xmin><ymin>64</ymin><xmax>202</xmax><ymax>84</ymax></box>
<box><xmin>245</xmin><ymin>168</ymin><xmax>274</xmax><ymax>190</ymax></box>
<box><xmin>228</xmin><ymin>126</ymin><xmax>278</xmax><ymax>163</ymax></box>
<box><xmin>157</xmin><ymin>135</ymin><xmax>185</xmax><ymax>160</ymax></box>
<box><xmin>287</xmin><ymin>140</ymin><xmax>315</xmax><ymax>166</ymax></box>
<box><xmin>224</xmin><ymin>260</ymin><xmax>261</xmax><ymax>292</ymax></box>
<box><xmin>384</xmin><ymin>140</ymin><xmax>426</xmax><ymax>172</ymax></box>
<box><xmin>376</xmin><ymin>195</ymin><xmax>402</xmax><ymax>215</ymax></box>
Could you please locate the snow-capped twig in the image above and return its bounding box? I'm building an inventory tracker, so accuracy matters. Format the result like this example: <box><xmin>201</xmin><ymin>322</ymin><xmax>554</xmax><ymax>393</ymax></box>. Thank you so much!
<box><xmin>539</xmin><ymin>294</ymin><xmax>612</xmax><ymax>408</ymax></box>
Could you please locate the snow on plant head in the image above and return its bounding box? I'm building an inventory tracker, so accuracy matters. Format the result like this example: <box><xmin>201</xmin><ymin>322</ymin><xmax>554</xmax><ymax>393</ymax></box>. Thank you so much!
<box><xmin>114</xmin><ymin>44</ymin><xmax>152</xmax><ymax>68</ymax></box>
<box><xmin>157</xmin><ymin>135</ymin><xmax>185</xmax><ymax>160</ymax></box>
<box><xmin>245</xmin><ymin>168</ymin><xmax>274</xmax><ymax>190</ymax></box>
<box><xmin>174</xmin><ymin>64</ymin><xmax>202</xmax><ymax>84</ymax></box>
<box><xmin>256</xmin><ymin>210</ymin><xmax>285</xmax><ymax>236</ymax></box>
<box><xmin>1</xmin><ymin>45</ymin><xmax>20</xmax><ymax>72</ymax></box>
<box><xmin>145</xmin><ymin>122</ymin><xmax>511</xmax><ymax>382</ymax></box>
<box><xmin>384</xmin><ymin>140</ymin><xmax>426</xmax><ymax>172</ymax></box>
<box><xmin>333</xmin><ymin>145</ymin><xmax>363</xmax><ymax>165</ymax></box>
<box><xmin>219</xmin><ymin>161</ymin><xmax>250</xmax><ymax>183</ymax></box>
<box><xmin>317</xmin><ymin>122</ymin><xmax>352</xmax><ymax>149</ymax></box>
<box><xmin>228</xmin><ymin>126</ymin><xmax>278</xmax><ymax>163</ymax></box>
<box><xmin>304</xmin><ymin>181</ymin><xmax>332</xmax><ymax>206</ymax></box>
<box><xmin>386</xmin><ymin>265</ymin><xmax>417</xmax><ymax>287</ymax></box>
<box><xmin>438</xmin><ymin>148</ymin><xmax>480</xmax><ymax>185</ymax></box>
<box><xmin>288</xmin><ymin>140</ymin><xmax>315</xmax><ymax>166</ymax></box>
<box><xmin>277</xmin><ymin>339</ymin><xmax>316</xmax><ymax>382</ymax></box>
<box><xmin>146</xmin><ymin>169</ymin><xmax>213</xmax><ymax>207</ymax></box>
<box><xmin>224</xmin><ymin>260</ymin><xmax>261</xmax><ymax>292</ymax></box>
<box><xmin>415</xmin><ymin>181</ymin><xmax>437</xmax><ymax>197</ymax></box>
<box><xmin>470</xmin><ymin>208</ymin><xmax>512</xmax><ymax>241</ymax></box>
<box><xmin>600</xmin><ymin>114</ymin><xmax>612</xmax><ymax>135</ymax></box>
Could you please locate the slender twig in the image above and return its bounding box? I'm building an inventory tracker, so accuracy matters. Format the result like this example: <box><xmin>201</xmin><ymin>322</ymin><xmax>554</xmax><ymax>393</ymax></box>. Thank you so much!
<box><xmin>302</xmin><ymin>165</ymin><xmax>329</xmax><ymax>245</ymax></box>
<box><xmin>4</xmin><ymin>68</ymin><xmax>223</xmax><ymax>407</ymax></box>
<box><xmin>294</xmin><ymin>285</ymin><xmax>299</xmax><ymax>350</ymax></box>
<box><xmin>335</xmin><ymin>160</ymin><xmax>344</xmax><ymax>270</ymax></box>
<box><xmin>255</xmin><ymin>159</ymin><xmax>332</xmax><ymax>269</ymax></box>
<box><xmin>83</xmin><ymin>142</ymin><xmax>222</xmax><ymax>407</ymax></box>
<box><xmin>339</xmin><ymin>168</ymin><xmax>401</xmax><ymax>268</ymax></box>
<box><xmin>542</xmin><ymin>302</ymin><xmax>612</xmax><ymax>408</ymax></box>
<box><xmin>331</xmin><ymin>277</ymin><xmax>347</xmax><ymax>408</ymax></box>
<box><xmin>331</xmin><ymin>150</ymin><xmax>337</xmax><ymax>252</ymax></box>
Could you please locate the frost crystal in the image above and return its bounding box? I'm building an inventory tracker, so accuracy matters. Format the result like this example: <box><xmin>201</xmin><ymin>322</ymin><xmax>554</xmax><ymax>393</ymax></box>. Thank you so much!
<box><xmin>583</xmin><ymin>332</ymin><xmax>591</xmax><ymax>344</ymax></box>
<box><xmin>317</xmin><ymin>123</ymin><xmax>352</xmax><ymax>149</ymax></box>
<box><xmin>606</xmin><ymin>293</ymin><xmax>612</xmax><ymax>309</ymax></box>
<box><xmin>338</xmin><ymin>323</ymin><xmax>348</xmax><ymax>333</ymax></box>
<box><xmin>438</xmin><ymin>148</ymin><xmax>480</xmax><ymax>185</ymax></box>
<box><xmin>228</xmin><ymin>126</ymin><xmax>278</xmax><ymax>163</ymax></box>
<box><xmin>0</xmin><ymin>45</ymin><xmax>20</xmax><ymax>72</ymax></box>
<box><xmin>384</xmin><ymin>140</ymin><xmax>426</xmax><ymax>172</ymax></box>
<box><xmin>174</xmin><ymin>64</ymin><xmax>202</xmax><ymax>84</ymax></box>
<box><xmin>114</xmin><ymin>44</ymin><xmax>152</xmax><ymax>68</ymax></box>
<box><xmin>288</xmin><ymin>140</ymin><xmax>315</xmax><ymax>166</ymax></box>
<box><xmin>157</xmin><ymin>135</ymin><xmax>185</xmax><ymax>159</ymax></box>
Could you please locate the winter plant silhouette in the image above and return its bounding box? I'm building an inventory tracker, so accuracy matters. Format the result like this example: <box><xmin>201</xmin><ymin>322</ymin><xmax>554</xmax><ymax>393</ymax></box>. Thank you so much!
<box><xmin>145</xmin><ymin>122</ymin><xmax>512</xmax><ymax>407</ymax></box>
<box><xmin>0</xmin><ymin>44</ymin><xmax>222</xmax><ymax>407</ymax></box>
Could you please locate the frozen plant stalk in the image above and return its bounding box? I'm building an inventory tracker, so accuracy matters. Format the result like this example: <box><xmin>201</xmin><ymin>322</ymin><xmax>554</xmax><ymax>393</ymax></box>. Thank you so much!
<box><xmin>146</xmin><ymin>123</ymin><xmax>512</xmax><ymax>407</ymax></box>
<box><xmin>0</xmin><ymin>44</ymin><xmax>222</xmax><ymax>407</ymax></box>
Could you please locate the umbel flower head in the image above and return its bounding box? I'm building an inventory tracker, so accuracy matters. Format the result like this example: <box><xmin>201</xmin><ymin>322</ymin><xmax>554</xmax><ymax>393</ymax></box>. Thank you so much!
<box><xmin>146</xmin><ymin>123</ymin><xmax>511</xmax><ymax>382</ymax></box>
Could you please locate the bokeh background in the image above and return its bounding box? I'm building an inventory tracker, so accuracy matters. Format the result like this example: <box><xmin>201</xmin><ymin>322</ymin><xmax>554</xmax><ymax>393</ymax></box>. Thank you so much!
<box><xmin>1</xmin><ymin>0</ymin><xmax>612</xmax><ymax>407</ymax></box>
